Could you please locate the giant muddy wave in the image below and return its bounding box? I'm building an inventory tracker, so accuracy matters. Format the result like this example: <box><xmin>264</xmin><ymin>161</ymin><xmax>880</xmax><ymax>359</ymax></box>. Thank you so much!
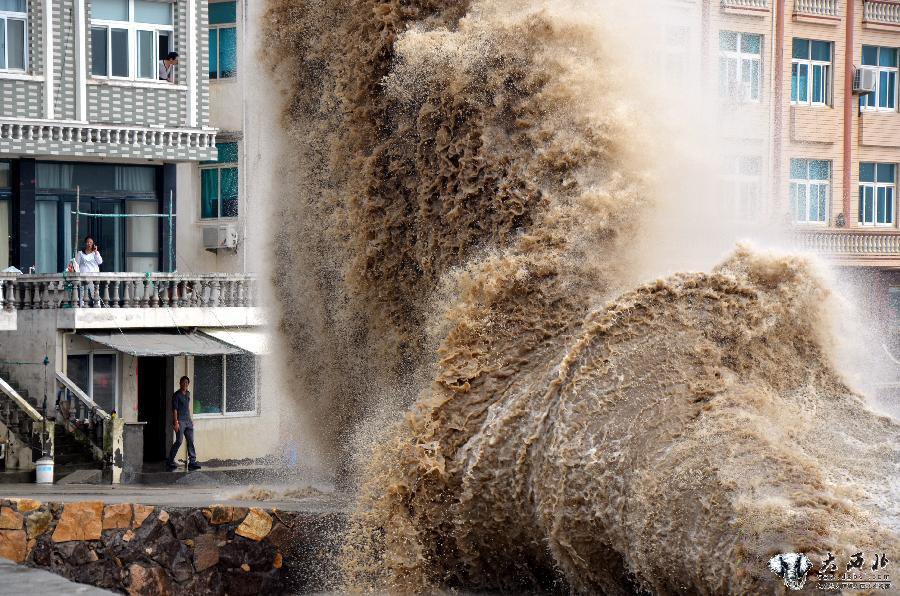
<box><xmin>265</xmin><ymin>0</ymin><xmax>900</xmax><ymax>592</ymax></box>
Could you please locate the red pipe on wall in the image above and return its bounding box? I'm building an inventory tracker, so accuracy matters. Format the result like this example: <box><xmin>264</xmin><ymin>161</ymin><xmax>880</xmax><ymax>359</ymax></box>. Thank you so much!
<box><xmin>843</xmin><ymin>0</ymin><xmax>856</xmax><ymax>226</ymax></box>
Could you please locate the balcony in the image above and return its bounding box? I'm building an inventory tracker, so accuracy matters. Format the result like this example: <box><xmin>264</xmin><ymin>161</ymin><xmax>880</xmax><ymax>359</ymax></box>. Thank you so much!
<box><xmin>721</xmin><ymin>0</ymin><xmax>771</xmax><ymax>14</ymax></box>
<box><xmin>864</xmin><ymin>0</ymin><xmax>900</xmax><ymax>28</ymax></box>
<box><xmin>0</xmin><ymin>119</ymin><xmax>218</xmax><ymax>162</ymax></box>
<box><xmin>794</xmin><ymin>0</ymin><xmax>839</xmax><ymax>20</ymax></box>
<box><xmin>795</xmin><ymin>229</ymin><xmax>900</xmax><ymax>266</ymax></box>
<box><xmin>0</xmin><ymin>273</ymin><xmax>262</xmax><ymax>329</ymax></box>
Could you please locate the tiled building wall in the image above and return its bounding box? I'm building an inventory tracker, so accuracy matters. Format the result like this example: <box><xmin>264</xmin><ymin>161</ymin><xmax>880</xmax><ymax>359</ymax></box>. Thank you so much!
<box><xmin>52</xmin><ymin>0</ymin><xmax>77</xmax><ymax>120</ymax></box>
<box><xmin>0</xmin><ymin>137</ymin><xmax>215</xmax><ymax>160</ymax></box>
<box><xmin>84</xmin><ymin>0</ymin><xmax>191</xmax><ymax>127</ymax></box>
<box><xmin>0</xmin><ymin>80</ymin><xmax>43</xmax><ymax>118</ymax></box>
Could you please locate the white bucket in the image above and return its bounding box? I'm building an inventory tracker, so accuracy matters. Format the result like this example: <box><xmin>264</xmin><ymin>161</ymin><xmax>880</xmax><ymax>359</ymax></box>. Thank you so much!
<box><xmin>35</xmin><ymin>457</ymin><xmax>54</xmax><ymax>484</ymax></box>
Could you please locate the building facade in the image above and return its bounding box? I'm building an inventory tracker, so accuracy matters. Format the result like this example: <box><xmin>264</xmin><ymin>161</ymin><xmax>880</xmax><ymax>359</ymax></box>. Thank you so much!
<box><xmin>0</xmin><ymin>0</ymin><xmax>278</xmax><ymax>480</ymax></box>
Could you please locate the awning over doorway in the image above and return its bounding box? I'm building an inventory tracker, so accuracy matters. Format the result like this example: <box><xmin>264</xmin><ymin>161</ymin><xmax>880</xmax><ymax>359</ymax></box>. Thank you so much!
<box><xmin>81</xmin><ymin>332</ymin><xmax>245</xmax><ymax>357</ymax></box>
<box><xmin>198</xmin><ymin>328</ymin><xmax>269</xmax><ymax>355</ymax></box>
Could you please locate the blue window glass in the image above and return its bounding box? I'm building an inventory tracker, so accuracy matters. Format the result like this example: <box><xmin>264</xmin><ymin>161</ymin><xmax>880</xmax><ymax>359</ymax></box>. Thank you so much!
<box><xmin>880</xmin><ymin>47</ymin><xmax>898</xmax><ymax>68</ymax></box>
<box><xmin>811</xmin><ymin>41</ymin><xmax>831</xmax><ymax>62</ymax></box>
<box><xmin>217</xmin><ymin>142</ymin><xmax>238</xmax><ymax>163</ymax></box>
<box><xmin>720</xmin><ymin>31</ymin><xmax>737</xmax><ymax>52</ymax></box>
<box><xmin>863</xmin><ymin>45</ymin><xmax>879</xmax><ymax>66</ymax></box>
<box><xmin>209</xmin><ymin>28</ymin><xmax>218</xmax><ymax>78</ymax></box>
<box><xmin>879</xmin><ymin>164</ymin><xmax>896</xmax><ymax>183</ymax></box>
<box><xmin>92</xmin><ymin>0</ymin><xmax>128</xmax><ymax>21</ymax></box>
<box><xmin>812</xmin><ymin>65</ymin><xmax>823</xmax><ymax>103</ymax></box>
<box><xmin>0</xmin><ymin>0</ymin><xmax>26</xmax><ymax>11</ymax></box>
<box><xmin>810</xmin><ymin>160</ymin><xmax>830</xmax><ymax>180</ymax></box>
<box><xmin>134</xmin><ymin>0</ymin><xmax>172</xmax><ymax>25</ymax></box>
<box><xmin>741</xmin><ymin>34</ymin><xmax>761</xmax><ymax>55</ymax></box>
<box><xmin>792</xmin><ymin>38</ymin><xmax>809</xmax><ymax>60</ymax></box>
<box><xmin>797</xmin><ymin>63</ymin><xmax>808</xmax><ymax>102</ymax></box>
<box><xmin>209</xmin><ymin>2</ymin><xmax>236</xmax><ymax>25</ymax></box>
<box><xmin>860</xmin><ymin>162</ymin><xmax>876</xmax><ymax>183</ymax></box>
<box><xmin>219</xmin><ymin>27</ymin><xmax>236</xmax><ymax>77</ymax></box>
<box><xmin>791</xmin><ymin>159</ymin><xmax>806</xmax><ymax>179</ymax></box>
<box><xmin>201</xmin><ymin>169</ymin><xmax>219</xmax><ymax>219</ymax></box>
<box><xmin>221</xmin><ymin>168</ymin><xmax>238</xmax><ymax>217</ymax></box>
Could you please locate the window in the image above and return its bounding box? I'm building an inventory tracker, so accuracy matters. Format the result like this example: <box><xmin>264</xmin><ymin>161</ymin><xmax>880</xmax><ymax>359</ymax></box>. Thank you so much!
<box><xmin>0</xmin><ymin>162</ymin><xmax>9</xmax><ymax>270</ymax></box>
<box><xmin>861</xmin><ymin>46</ymin><xmax>898</xmax><ymax>111</ymax></box>
<box><xmin>663</xmin><ymin>25</ymin><xmax>689</xmax><ymax>89</ymax></box>
<box><xmin>193</xmin><ymin>354</ymin><xmax>258</xmax><ymax>415</ymax></box>
<box><xmin>859</xmin><ymin>163</ymin><xmax>896</xmax><ymax>226</ymax></box>
<box><xmin>723</xmin><ymin>156</ymin><xmax>762</xmax><ymax>222</ymax></box>
<box><xmin>90</xmin><ymin>0</ymin><xmax>173</xmax><ymax>81</ymax></box>
<box><xmin>67</xmin><ymin>352</ymin><xmax>118</xmax><ymax>415</ymax></box>
<box><xmin>790</xmin><ymin>159</ymin><xmax>830</xmax><ymax>224</ymax></box>
<box><xmin>792</xmin><ymin>39</ymin><xmax>831</xmax><ymax>106</ymax></box>
<box><xmin>0</xmin><ymin>0</ymin><xmax>27</xmax><ymax>72</ymax></box>
<box><xmin>209</xmin><ymin>1</ymin><xmax>236</xmax><ymax>79</ymax></box>
<box><xmin>200</xmin><ymin>141</ymin><xmax>238</xmax><ymax>218</ymax></box>
<box><xmin>719</xmin><ymin>31</ymin><xmax>761</xmax><ymax>102</ymax></box>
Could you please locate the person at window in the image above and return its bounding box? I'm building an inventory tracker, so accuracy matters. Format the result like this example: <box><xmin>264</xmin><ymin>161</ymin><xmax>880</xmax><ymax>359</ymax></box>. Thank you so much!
<box><xmin>76</xmin><ymin>236</ymin><xmax>103</xmax><ymax>273</ymax></box>
<box><xmin>158</xmin><ymin>52</ymin><xmax>179</xmax><ymax>83</ymax></box>
<box><xmin>167</xmin><ymin>376</ymin><xmax>201</xmax><ymax>471</ymax></box>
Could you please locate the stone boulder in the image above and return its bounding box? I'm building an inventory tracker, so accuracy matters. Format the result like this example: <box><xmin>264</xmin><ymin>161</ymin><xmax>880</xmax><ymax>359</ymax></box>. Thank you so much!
<box><xmin>52</xmin><ymin>501</ymin><xmax>103</xmax><ymax>542</ymax></box>
<box><xmin>0</xmin><ymin>529</ymin><xmax>27</xmax><ymax>563</ymax></box>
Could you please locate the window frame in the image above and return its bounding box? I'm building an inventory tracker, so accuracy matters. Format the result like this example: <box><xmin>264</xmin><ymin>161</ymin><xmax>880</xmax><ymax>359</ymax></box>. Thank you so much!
<box><xmin>0</xmin><ymin>3</ymin><xmax>28</xmax><ymax>73</ymax></box>
<box><xmin>791</xmin><ymin>39</ymin><xmax>831</xmax><ymax>107</ymax></box>
<box><xmin>199</xmin><ymin>141</ymin><xmax>239</xmax><ymax>220</ymax></box>
<box><xmin>192</xmin><ymin>354</ymin><xmax>259</xmax><ymax>419</ymax></box>
<box><xmin>723</xmin><ymin>155</ymin><xmax>763</xmax><ymax>222</ymax></box>
<box><xmin>789</xmin><ymin>158</ymin><xmax>831</xmax><ymax>225</ymax></box>
<box><xmin>90</xmin><ymin>0</ymin><xmax>174</xmax><ymax>83</ymax></box>
<box><xmin>861</xmin><ymin>45</ymin><xmax>898</xmax><ymax>112</ymax></box>
<box><xmin>859</xmin><ymin>162</ymin><xmax>896</xmax><ymax>227</ymax></box>
<box><xmin>719</xmin><ymin>31</ymin><xmax>763</xmax><ymax>103</ymax></box>
<box><xmin>66</xmin><ymin>350</ymin><xmax>119</xmax><ymax>414</ymax></box>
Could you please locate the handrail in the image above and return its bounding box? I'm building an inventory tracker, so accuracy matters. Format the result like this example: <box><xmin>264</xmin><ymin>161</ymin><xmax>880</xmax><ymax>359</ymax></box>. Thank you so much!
<box><xmin>55</xmin><ymin>371</ymin><xmax>110</xmax><ymax>421</ymax></box>
<box><xmin>0</xmin><ymin>377</ymin><xmax>43</xmax><ymax>422</ymax></box>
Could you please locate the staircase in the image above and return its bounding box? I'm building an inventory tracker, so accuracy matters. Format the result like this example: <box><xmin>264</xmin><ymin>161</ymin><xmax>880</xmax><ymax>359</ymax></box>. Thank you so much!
<box><xmin>0</xmin><ymin>366</ymin><xmax>101</xmax><ymax>480</ymax></box>
<box><xmin>0</xmin><ymin>366</ymin><xmax>51</xmax><ymax>467</ymax></box>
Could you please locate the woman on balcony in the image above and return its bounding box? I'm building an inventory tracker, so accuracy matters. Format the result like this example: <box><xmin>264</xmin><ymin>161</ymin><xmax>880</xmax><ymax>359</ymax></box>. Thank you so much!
<box><xmin>75</xmin><ymin>236</ymin><xmax>103</xmax><ymax>273</ymax></box>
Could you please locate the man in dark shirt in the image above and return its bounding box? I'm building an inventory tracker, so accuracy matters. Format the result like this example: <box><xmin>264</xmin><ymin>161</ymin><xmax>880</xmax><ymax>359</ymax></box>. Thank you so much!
<box><xmin>166</xmin><ymin>376</ymin><xmax>201</xmax><ymax>471</ymax></box>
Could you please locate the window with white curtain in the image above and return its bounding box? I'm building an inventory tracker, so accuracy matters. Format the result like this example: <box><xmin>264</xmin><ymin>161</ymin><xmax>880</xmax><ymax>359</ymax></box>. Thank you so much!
<box><xmin>719</xmin><ymin>31</ymin><xmax>762</xmax><ymax>102</ymax></box>
<box><xmin>861</xmin><ymin>46</ymin><xmax>898</xmax><ymax>111</ymax></box>
<box><xmin>193</xmin><ymin>354</ymin><xmax>258</xmax><ymax>416</ymax></box>
<box><xmin>90</xmin><ymin>0</ymin><xmax>174</xmax><ymax>81</ymax></box>
<box><xmin>723</xmin><ymin>156</ymin><xmax>762</xmax><ymax>222</ymax></box>
<box><xmin>790</xmin><ymin>159</ymin><xmax>830</xmax><ymax>224</ymax></box>
<box><xmin>0</xmin><ymin>0</ymin><xmax>27</xmax><ymax>72</ymax></box>
<box><xmin>859</xmin><ymin>163</ymin><xmax>896</xmax><ymax>226</ymax></box>
<box><xmin>791</xmin><ymin>39</ymin><xmax>831</xmax><ymax>106</ymax></box>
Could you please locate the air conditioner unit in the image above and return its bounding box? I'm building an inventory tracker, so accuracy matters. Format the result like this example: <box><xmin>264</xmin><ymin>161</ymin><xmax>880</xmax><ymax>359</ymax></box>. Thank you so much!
<box><xmin>853</xmin><ymin>67</ymin><xmax>877</xmax><ymax>94</ymax></box>
<box><xmin>202</xmin><ymin>225</ymin><xmax>238</xmax><ymax>251</ymax></box>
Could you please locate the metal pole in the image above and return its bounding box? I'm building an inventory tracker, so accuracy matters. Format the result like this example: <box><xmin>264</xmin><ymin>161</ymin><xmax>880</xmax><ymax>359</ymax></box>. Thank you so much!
<box><xmin>168</xmin><ymin>190</ymin><xmax>174</xmax><ymax>272</ymax></box>
<box><xmin>74</xmin><ymin>186</ymin><xmax>80</xmax><ymax>260</ymax></box>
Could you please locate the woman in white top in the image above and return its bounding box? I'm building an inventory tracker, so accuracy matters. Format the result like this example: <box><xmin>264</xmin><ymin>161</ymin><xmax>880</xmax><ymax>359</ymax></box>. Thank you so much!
<box><xmin>75</xmin><ymin>236</ymin><xmax>103</xmax><ymax>273</ymax></box>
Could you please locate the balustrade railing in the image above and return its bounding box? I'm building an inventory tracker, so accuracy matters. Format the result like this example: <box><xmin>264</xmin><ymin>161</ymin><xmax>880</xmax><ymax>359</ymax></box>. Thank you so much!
<box><xmin>722</xmin><ymin>0</ymin><xmax>770</xmax><ymax>9</ymax></box>
<box><xmin>56</xmin><ymin>372</ymin><xmax>109</xmax><ymax>463</ymax></box>
<box><xmin>795</xmin><ymin>0</ymin><xmax>838</xmax><ymax>17</ymax></box>
<box><xmin>795</xmin><ymin>229</ymin><xmax>900</xmax><ymax>256</ymax></box>
<box><xmin>1</xmin><ymin>273</ymin><xmax>257</xmax><ymax>311</ymax></box>
<box><xmin>864</xmin><ymin>0</ymin><xmax>900</xmax><ymax>24</ymax></box>
<box><xmin>0</xmin><ymin>119</ymin><xmax>217</xmax><ymax>151</ymax></box>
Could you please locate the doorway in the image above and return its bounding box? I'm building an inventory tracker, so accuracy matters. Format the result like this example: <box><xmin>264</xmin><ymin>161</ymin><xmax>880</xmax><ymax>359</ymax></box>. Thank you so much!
<box><xmin>138</xmin><ymin>357</ymin><xmax>168</xmax><ymax>462</ymax></box>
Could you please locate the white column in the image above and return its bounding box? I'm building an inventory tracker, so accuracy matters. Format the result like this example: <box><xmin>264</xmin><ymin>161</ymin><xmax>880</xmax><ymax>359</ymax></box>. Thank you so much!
<box><xmin>43</xmin><ymin>0</ymin><xmax>54</xmax><ymax>119</ymax></box>
<box><xmin>187</xmin><ymin>0</ymin><xmax>198</xmax><ymax>127</ymax></box>
<box><xmin>74</xmin><ymin>0</ymin><xmax>87</xmax><ymax>121</ymax></box>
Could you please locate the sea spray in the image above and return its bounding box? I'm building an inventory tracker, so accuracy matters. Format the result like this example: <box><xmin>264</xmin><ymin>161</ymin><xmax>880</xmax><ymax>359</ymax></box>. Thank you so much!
<box><xmin>265</xmin><ymin>0</ymin><xmax>900</xmax><ymax>592</ymax></box>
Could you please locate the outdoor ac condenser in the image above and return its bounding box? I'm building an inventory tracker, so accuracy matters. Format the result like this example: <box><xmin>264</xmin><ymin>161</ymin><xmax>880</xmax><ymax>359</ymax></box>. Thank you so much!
<box><xmin>853</xmin><ymin>67</ymin><xmax>877</xmax><ymax>94</ymax></box>
<box><xmin>202</xmin><ymin>225</ymin><xmax>239</xmax><ymax>251</ymax></box>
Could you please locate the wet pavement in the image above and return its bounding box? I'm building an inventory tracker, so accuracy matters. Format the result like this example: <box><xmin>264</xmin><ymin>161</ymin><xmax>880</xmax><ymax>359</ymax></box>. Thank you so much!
<box><xmin>0</xmin><ymin>558</ymin><xmax>114</xmax><ymax>595</ymax></box>
<box><xmin>0</xmin><ymin>482</ymin><xmax>347</xmax><ymax>514</ymax></box>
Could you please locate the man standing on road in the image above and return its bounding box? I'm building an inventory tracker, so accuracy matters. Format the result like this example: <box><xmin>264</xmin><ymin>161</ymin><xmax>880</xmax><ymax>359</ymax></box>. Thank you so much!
<box><xmin>167</xmin><ymin>376</ymin><xmax>201</xmax><ymax>471</ymax></box>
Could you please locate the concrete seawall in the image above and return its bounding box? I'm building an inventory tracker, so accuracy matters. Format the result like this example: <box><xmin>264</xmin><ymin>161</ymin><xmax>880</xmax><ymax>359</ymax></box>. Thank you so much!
<box><xmin>0</xmin><ymin>494</ymin><xmax>345</xmax><ymax>594</ymax></box>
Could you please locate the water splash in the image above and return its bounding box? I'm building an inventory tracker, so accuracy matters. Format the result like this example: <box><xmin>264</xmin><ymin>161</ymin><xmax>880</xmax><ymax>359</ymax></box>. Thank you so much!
<box><xmin>265</xmin><ymin>0</ymin><xmax>900</xmax><ymax>592</ymax></box>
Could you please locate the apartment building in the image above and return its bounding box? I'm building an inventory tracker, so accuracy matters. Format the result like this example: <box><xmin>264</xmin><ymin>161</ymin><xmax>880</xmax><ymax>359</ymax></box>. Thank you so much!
<box><xmin>0</xmin><ymin>0</ymin><xmax>278</xmax><ymax>481</ymax></box>
<box><xmin>689</xmin><ymin>1</ymin><xmax>900</xmax><ymax>323</ymax></box>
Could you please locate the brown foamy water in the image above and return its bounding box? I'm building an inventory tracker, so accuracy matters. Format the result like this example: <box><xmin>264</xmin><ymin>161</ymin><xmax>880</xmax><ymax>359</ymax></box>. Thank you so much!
<box><xmin>265</xmin><ymin>0</ymin><xmax>900</xmax><ymax>592</ymax></box>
